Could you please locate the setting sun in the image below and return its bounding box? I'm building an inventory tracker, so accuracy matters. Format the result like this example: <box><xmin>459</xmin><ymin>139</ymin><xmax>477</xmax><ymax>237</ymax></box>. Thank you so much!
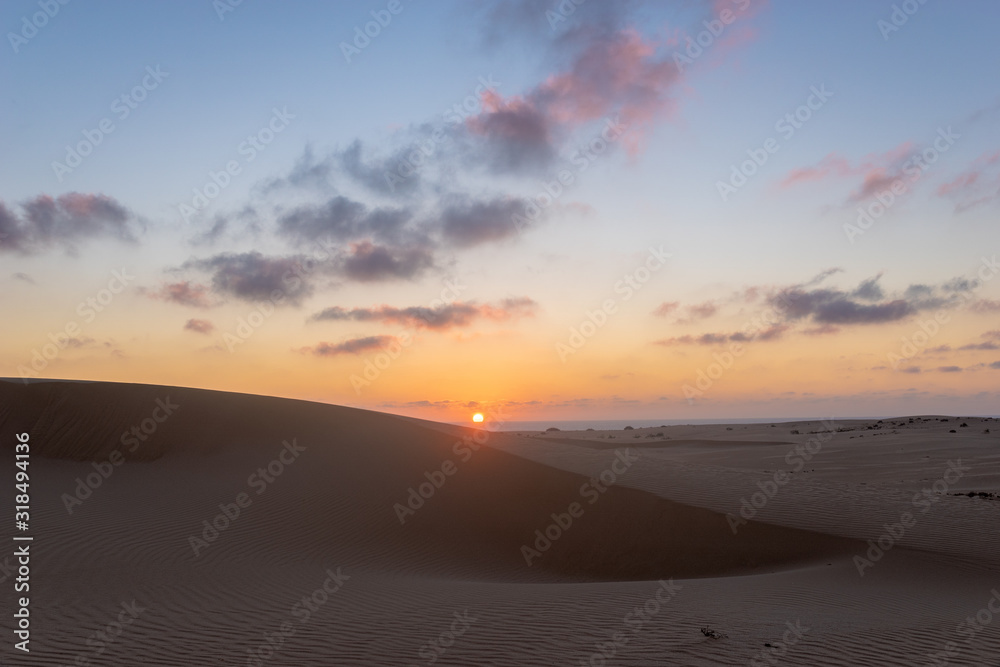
<box><xmin>472</xmin><ymin>413</ymin><xmax>484</xmax><ymax>423</ymax></box>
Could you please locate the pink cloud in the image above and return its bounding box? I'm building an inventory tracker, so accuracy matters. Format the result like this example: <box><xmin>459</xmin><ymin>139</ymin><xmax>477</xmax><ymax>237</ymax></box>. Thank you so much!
<box><xmin>777</xmin><ymin>142</ymin><xmax>917</xmax><ymax>203</ymax></box>
<box><xmin>468</xmin><ymin>17</ymin><xmax>759</xmax><ymax>160</ymax></box>
<box><xmin>779</xmin><ymin>153</ymin><xmax>853</xmax><ymax>188</ymax></box>
<box><xmin>935</xmin><ymin>150</ymin><xmax>1000</xmax><ymax>212</ymax></box>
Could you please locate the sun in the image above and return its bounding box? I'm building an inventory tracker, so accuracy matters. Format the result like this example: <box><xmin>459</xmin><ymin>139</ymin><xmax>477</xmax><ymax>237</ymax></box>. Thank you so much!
<box><xmin>472</xmin><ymin>413</ymin><xmax>484</xmax><ymax>423</ymax></box>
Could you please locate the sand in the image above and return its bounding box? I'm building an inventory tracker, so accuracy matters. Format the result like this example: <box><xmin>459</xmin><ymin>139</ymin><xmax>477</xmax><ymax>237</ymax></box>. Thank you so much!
<box><xmin>0</xmin><ymin>380</ymin><xmax>998</xmax><ymax>665</ymax></box>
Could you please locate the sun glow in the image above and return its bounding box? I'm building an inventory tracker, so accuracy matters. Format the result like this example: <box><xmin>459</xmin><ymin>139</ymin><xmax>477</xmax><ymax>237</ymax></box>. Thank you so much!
<box><xmin>472</xmin><ymin>413</ymin><xmax>484</xmax><ymax>423</ymax></box>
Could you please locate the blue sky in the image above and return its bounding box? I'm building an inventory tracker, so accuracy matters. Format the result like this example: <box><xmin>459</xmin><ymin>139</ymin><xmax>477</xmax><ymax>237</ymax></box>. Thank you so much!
<box><xmin>3</xmin><ymin>0</ymin><xmax>999</xmax><ymax>420</ymax></box>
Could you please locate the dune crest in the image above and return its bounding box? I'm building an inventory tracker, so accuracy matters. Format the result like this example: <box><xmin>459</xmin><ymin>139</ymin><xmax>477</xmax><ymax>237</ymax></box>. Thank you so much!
<box><xmin>0</xmin><ymin>380</ymin><xmax>859</xmax><ymax>583</ymax></box>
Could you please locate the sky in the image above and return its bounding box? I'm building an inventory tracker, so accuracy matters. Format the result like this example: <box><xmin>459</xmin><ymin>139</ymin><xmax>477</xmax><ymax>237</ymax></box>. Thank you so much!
<box><xmin>3</xmin><ymin>0</ymin><xmax>1000</xmax><ymax>423</ymax></box>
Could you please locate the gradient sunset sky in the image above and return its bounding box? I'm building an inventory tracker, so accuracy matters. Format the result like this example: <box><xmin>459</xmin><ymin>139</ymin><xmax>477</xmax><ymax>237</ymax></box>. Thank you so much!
<box><xmin>3</xmin><ymin>0</ymin><xmax>999</xmax><ymax>422</ymax></box>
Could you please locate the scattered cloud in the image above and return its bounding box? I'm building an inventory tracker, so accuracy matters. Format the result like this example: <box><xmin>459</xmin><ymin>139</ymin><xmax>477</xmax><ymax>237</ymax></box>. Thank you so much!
<box><xmin>768</xmin><ymin>273</ymin><xmax>975</xmax><ymax>326</ymax></box>
<box><xmin>0</xmin><ymin>193</ymin><xmax>138</xmax><ymax>254</ymax></box>
<box><xmin>777</xmin><ymin>143</ymin><xmax>925</xmax><ymax>205</ymax></box>
<box><xmin>276</xmin><ymin>196</ymin><xmax>413</xmax><ymax>246</ymax></box>
<box><xmin>683</xmin><ymin>300</ymin><xmax>718</xmax><ymax>321</ymax></box>
<box><xmin>144</xmin><ymin>281</ymin><xmax>215</xmax><ymax>308</ymax></box>
<box><xmin>184</xmin><ymin>318</ymin><xmax>214</xmax><ymax>334</ymax></box>
<box><xmin>652</xmin><ymin>301</ymin><xmax>680</xmax><ymax>317</ymax></box>
<box><xmin>958</xmin><ymin>341</ymin><xmax>999</xmax><ymax>351</ymax></box>
<box><xmin>935</xmin><ymin>150</ymin><xmax>1000</xmax><ymax>212</ymax></box>
<box><xmin>184</xmin><ymin>252</ymin><xmax>315</xmax><ymax>305</ymax></box>
<box><xmin>438</xmin><ymin>197</ymin><xmax>530</xmax><ymax>247</ymax></box>
<box><xmin>970</xmin><ymin>299</ymin><xmax>1000</xmax><ymax>313</ymax></box>
<box><xmin>340</xmin><ymin>241</ymin><xmax>435</xmax><ymax>282</ymax></box>
<box><xmin>311</xmin><ymin>297</ymin><xmax>537</xmax><ymax>330</ymax></box>
<box><xmin>303</xmin><ymin>335</ymin><xmax>399</xmax><ymax>356</ymax></box>
<box><xmin>655</xmin><ymin>324</ymin><xmax>789</xmax><ymax>346</ymax></box>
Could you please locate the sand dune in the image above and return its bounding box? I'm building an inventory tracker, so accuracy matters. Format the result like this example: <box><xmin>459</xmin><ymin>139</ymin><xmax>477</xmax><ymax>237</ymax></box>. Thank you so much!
<box><xmin>1</xmin><ymin>381</ymin><xmax>997</xmax><ymax>665</ymax></box>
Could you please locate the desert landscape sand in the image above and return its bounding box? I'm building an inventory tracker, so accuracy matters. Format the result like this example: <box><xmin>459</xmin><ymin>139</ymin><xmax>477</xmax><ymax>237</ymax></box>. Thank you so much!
<box><xmin>1</xmin><ymin>380</ymin><xmax>998</xmax><ymax>665</ymax></box>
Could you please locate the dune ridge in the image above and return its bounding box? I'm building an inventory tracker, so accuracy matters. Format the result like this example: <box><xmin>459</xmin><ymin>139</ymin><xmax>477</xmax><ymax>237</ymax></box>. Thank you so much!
<box><xmin>2</xmin><ymin>381</ymin><xmax>998</xmax><ymax>665</ymax></box>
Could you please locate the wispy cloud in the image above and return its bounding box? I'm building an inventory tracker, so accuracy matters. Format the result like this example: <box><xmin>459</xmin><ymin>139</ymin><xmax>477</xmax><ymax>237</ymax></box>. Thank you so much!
<box><xmin>301</xmin><ymin>335</ymin><xmax>399</xmax><ymax>357</ymax></box>
<box><xmin>144</xmin><ymin>281</ymin><xmax>215</xmax><ymax>308</ymax></box>
<box><xmin>311</xmin><ymin>297</ymin><xmax>537</xmax><ymax>330</ymax></box>
<box><xmin>184</xmin><ymin>318</ymin><xmax>214</xmax><ymax>334</ymax></box>
<box><xmin>935</xmin><ymin>150</ymin><xmax>1000</xmax><ymax>212</ymax></box>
